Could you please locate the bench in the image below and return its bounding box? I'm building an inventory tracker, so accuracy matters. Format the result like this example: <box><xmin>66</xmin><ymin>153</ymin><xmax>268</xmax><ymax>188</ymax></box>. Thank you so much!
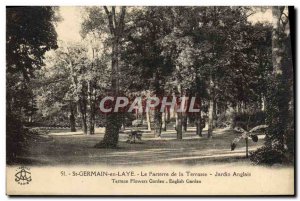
<box><xmin>126</xmin><ymin>130</ymin><xmax>142</xmax><ymax>143</ymax></box>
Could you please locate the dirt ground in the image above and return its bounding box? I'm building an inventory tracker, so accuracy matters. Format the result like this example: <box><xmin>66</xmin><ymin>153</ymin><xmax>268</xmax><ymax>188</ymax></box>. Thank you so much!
<box><xmin>12</xmin><ymin>127</ymin><xmax>267</xmax><ymax>166</ymax></box>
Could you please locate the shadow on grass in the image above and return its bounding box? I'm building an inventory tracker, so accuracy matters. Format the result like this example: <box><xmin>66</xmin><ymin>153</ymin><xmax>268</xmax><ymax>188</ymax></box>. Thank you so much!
<box><xmin>7</xmin><ymin>129</ymin><xmax>263</xmax><ymax>166</ymax></box>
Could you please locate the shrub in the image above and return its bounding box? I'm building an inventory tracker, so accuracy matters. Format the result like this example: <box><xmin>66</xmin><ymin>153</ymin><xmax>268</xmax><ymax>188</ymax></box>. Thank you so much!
<box><xmin>234</xmin><ymin>111</ymin><xmax>266</xmax><ymax>130</ymax></box>
<box><xmin>216</xmin><ymin>112</ymin><xmax>231</xmax><ymax>128</ymax></box>
<box><xmin>6</xmin><ymin>113</ymin><xmax>28</xmax><ymax>164</ymax></box>
<box><xmin>249</xmin><ymin>145</ymin><xmax>288</xmax><ymax>165</ymax></box>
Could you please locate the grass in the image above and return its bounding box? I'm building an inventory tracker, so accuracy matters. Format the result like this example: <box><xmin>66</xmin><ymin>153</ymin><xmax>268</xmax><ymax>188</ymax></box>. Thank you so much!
<box><xmin>10</xmin><ymin>126</ymin><xmax>266</xmax><ymax>166</ymax></box>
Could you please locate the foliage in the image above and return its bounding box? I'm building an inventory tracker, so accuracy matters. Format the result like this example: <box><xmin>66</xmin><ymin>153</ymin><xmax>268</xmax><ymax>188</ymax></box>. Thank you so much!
<box><xmin>251</xmin><ymin>7</ymin><xmax>294</xmax><ymax>164</ymax></box>
<box><xmin>7</xmin><ymin>6</ymin><xmax>58</xmax><ymax>80</ymax></box>
<box><xmin>6</xmin><ymin>113</ymin><xmax>27</xmax><ymax>164</ymax></box>
<box><xmin>121</xmin><ymin>7</ymin><xmax>174</xmax><ymax>94</ymax></box>
<box><xmin>6</xmin><ymin>7</ymin><xmax>58</xmax><ymax>163</ymax></box>
<box><xmin>234</xmin><ymin>111</ymin><xmax>266</xmax><ymax>130</ymax></box>
<box><xmin>249</xmin><ymin>145</ymin><xmax>287</xmax><ymax>165</ymax></box>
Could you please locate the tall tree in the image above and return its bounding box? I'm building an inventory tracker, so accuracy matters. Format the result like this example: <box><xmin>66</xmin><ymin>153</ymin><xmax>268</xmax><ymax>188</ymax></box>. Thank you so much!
<box><xmin>35</xmin><ymin>50</ymin><xmax>77</xmax><ymax>132</ymax></box>
<box><xmin>6</xmin><ymin>6</ymin><xmax>58</xmax><ymax>163</ymax></box>
<box><xmin>121</xmin><ymin>7</ymin><xmax>174</xmax><ymax>137</ymax></box>
<box><xmin>250</xmin><ymin>7</ymin><xmax>294</xmax><ymax>164</ymax></box>
<box><xmin>88</xmin><ymin>6</ymin><xmax>127</xmax><ymax>148</ymax></box>
<box><xmin>266</xmin><ymin>6</ymin><xmax>292</xmax><ymax>151</ymax></box>
<box><xmin>7</xmin><ymin>6</ymin><xmax>58</xmax><ymax>118</ymax></box>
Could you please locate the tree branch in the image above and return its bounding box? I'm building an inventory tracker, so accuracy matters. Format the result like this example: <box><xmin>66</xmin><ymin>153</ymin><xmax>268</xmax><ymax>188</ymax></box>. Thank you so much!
<box><xmin>112</xmin><ymin>6</ymin><xmax>117</xmax><ymax>29</ymax></box>
<box><xmin>103</xmin><ymin>6</ymin><xmax>115</xmax><ymax>35</ymax></box>
<box><xmin>118</xmin><ymin>6</ymin><xmax>127</xmax><ymax>35</ymax></box>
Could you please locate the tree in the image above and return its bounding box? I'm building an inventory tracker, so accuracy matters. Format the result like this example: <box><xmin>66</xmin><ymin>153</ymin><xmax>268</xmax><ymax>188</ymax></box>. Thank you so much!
<box><xmin>40</xmin><ymin>41</ymin><xmax>109</xmax><ymax>135</ymax></box>
<box><xmin>7</xmin><ymin>7</ymin><xmax>58</xmax><ymax>79</ymax></box>
<box><xmin>7</xmin><ymin>6</ymin><xmax>58</xmax><ymax>119</ymax></box>
<box><xmin>35</xmin><ymin>47</ymin><xmax>78</xmax><ymax>132</ymax></box>
<box><xmin>121</xmin><ymin>7</ymin><xmax>174</xmax><ymax>137</ymax></box>
<box><xmin>251</xmin><ymin>7</ymin><xmax>294</xmax><ymax>164</ymax></box>
<box><xmin>63</xmin><ymin>44</ymin><xmax>90</xmax><ymax>134</ymax></box>
<box><xmin>83</xmin><ymin>6</ymin><xmax>127</xmax><ymax>147</ymax></box>
<box><xmin>161</xmin><ymin>7</ymin><xmax>254</xmax><ymax>138</ymax></box>
<box><xmin>6</xmin><ymin>6</ymin><xmax>58</xmax><ymax>163</ymax></box>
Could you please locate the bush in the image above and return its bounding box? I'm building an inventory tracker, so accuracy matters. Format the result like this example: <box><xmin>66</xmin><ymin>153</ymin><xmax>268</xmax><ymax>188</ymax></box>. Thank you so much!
<box><xmin>216</xmin><ymin>112</ymin><xmax>231</xmax><ymax>128</ymax></box>
<box><xmin>28</xmin><ymin>127</ymin><xmax>49</xmax><ymax>135</ymax></box>
<box><xmin>7</xmin><ymin>113</ymin><xmax>50</xmax><ymax>164</ymax></box>
<box><xmin>234</xmin><ymin>111</ymin><xmax>266</xmax><ymax>130</ymax></box>
<box><xmin>249</xmin><ymin>145</ymin><xmax>288</xmax><ymax>165</ymax></box>
<box><xmin>6</xmin><ymin>113</ymin><xmax>28</xmax><ymax>164</ymax></box>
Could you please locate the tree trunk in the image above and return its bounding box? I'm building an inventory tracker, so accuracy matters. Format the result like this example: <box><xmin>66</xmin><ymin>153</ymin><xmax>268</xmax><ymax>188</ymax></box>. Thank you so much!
<box><xmin>175</xmin><ymin>110</ymin><xmax>178</xmax><ymax>130</ymax></box>
<box><xmin>245</xmin><ymin>137</ymin><xmax>249</xmax><ymax>158</ymax></box>
<box><xmin>264</xmin><ymin>6</ymin><xmax>288</xmax><ymax>151</ymax></box>
<box><xmin>120</xmin><ymin>113</ymin><xmax>125</xmax><ymax>131</ymax></box>
<box><xmin>183</xmin><ymin>113</ymin><xmax>187</xmax><ymax>132</ymax></box>
<box><xmin>96</xmin><ymin>38</ymin><xmax>120</xmax><ymax>147</ymax></box>
<box><xmin>78</xmin><ymin>82</ymin><xmax>88</xmax><ymax>135</ymax></box>
<box><xmin>162</xmin><ymin>110</ymin><xmax>167</xmax><ymax>131</ymax></box>
<box><xmin>176</xmin><ymin>84</ymin><xmax>182</xmax><ymax>140</ymax></box>
<box><xmin>78</xmin><ymin>99</ymin><xmax>87</xmax><ymax>134</ymax></box>
<box><xmin>207</xmin><ymin>99</ymin><xmax>214</xmax><ymax>138</ymax></box>
<box><xmin>177</xmin><ymin>110</ymin><xmax>183</xmax><ymax>139</ymax></box>
<box><xmin>228</xmin><ymin>104</ymin><xmax>236</xmax><ymax>129</ymax></box>
<box><xmin>272</xmin><ymin>7</ymin><xmax>284</xmax><ymax>75</ymax></box>
<box><xmin>146</xmin><ymin>109</ymin><xmax>151</xmax><ymax>131</ymax></box>
<box><xmin>95</xmin><ymin>6</ymin><xmax>126</xmax><ymax>148</ymax></box>
<box><xmin>213</xmin><ymin>100</ymin><xmax>217</xmax><ymax>117</ymax></box>
<box><xmin>81</xmin><ymin>112</ymin><xmax>87</xmax><ymax>134</ymax></box>
<box><xmin>69</xmin><ymin>102</ymin><xmax>76</xmax><ymax>132</ymax></box>
<box><xmin>141</xmin><ymin>112</ymin><xmax>144</xmax><ymax>124</ymax></box>
<box><xmin>99</xmin><ymin>112</ymin><xmax>120</xmax><ymax>146</ymax></box>
<box><xmin>88</xmin><ymin>81</ymin><xmax>95</xmax><ymax>135</ymax></box>
<box><xmin>89</xmin><ymin>115</ymin><xmax>95</xmax><ymax>135</ymax></box>
<box><xmin>207</xmin><ymin>74</ymin><xmax>214</xmax><ymax>138</ymax></box>
<box><xmin>154</xmin><ymin>109</ymin><xmax>162</xmax><ymax>137</ymax></box>
<box><xmin>166</xmin><ymin>107</ymin><xmax>170</xmax><ymax>122</ymax></box>
<box><xmin>153</xmin><ymin>71</ymin><xmax>163</xmax><ymax>137</ymax></box>
<box><xmin>196</xmin><ymin>116</ymin><xmax>201</xmax><ymax>136</ymax></box>
<box><xmin>196</xmin><ymin>99</ymin><xmax>202</xmax><ymax>136</ymax></box>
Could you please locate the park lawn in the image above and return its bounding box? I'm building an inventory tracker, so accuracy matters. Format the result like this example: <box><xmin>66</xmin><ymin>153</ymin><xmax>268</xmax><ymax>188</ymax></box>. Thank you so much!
<box><xmin>10</xmin><ymin>127</ymin><xmax>268</xmax><ymax>166</ymax></box>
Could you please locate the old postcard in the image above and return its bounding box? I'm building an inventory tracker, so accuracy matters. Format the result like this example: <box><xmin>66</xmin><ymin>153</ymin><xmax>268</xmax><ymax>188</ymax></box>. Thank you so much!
<box><xmin>6</xmin><ymin>6</ymin><xmax>295</xmax><ymax>196</ymax></box>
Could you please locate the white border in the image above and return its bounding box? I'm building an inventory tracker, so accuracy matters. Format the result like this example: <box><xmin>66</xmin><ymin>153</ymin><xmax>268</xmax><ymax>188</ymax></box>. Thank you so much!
<box><xmin>1</xmin><ymin>0</ymin><xmax>298</xmax><ymax>6</ymax></box>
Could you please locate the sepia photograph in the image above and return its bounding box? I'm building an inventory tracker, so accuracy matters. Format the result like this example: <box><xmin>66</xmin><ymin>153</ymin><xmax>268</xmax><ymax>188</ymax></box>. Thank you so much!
<box><xmin>6</xmin><ymin>5</ymin><xmax>295</xmax><ymax>196</ymax></box>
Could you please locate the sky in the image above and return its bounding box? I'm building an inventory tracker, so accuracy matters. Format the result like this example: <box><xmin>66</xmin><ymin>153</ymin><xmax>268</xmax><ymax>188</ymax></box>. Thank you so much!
<box><xmin>248</xmin><ymin>7</ymin><xmax>273</xmax><ymax>24</ymax></box>
<box><xmin>55</xmin><ymin>6</ymin><xmax>273</xmax><ymax>43</ymax></box>
<box><xmin>55</xmin><ymin>7</ymin><xmax>83</xmax><ymax>43</ymax></box>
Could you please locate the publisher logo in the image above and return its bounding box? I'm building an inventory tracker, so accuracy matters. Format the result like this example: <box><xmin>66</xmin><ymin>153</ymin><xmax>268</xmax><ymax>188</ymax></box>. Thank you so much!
<box><xmin>15</xmin><ymin>166</ymin><xmax>32</xmax><ymax>185</ymax></box>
